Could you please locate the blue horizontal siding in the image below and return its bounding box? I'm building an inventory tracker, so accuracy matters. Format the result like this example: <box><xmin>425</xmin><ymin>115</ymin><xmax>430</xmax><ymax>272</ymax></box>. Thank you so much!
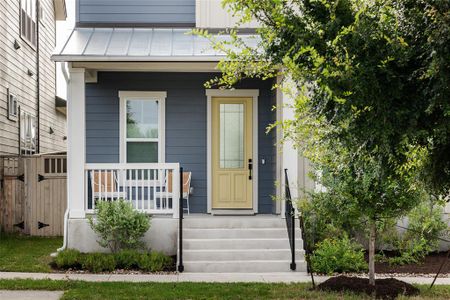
<box><xmin>77</xmin><ymin>0</ymin><xmax>195</xmax><ymax>25</ymax></box>
<box><xmin>85</xmin><ymin>72</ymin><xmax>276</xmax><ymax>214</ymax></box>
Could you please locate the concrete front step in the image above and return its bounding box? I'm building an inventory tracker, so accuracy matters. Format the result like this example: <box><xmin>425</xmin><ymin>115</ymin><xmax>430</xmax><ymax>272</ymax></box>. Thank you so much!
<box><xmin>183</xmin><ymin>260</ymin><xmax>308</xmax><ymax>273</ymax></box>
<box><xmin>183</xmin><ymin>217</ymin><xmax>288</xmax><ymax>229</ymax></box>
<box><xmin>181</xmin><ymin>216</ymin><xmax>306</xmax><ymax>272</ymax></box>
<box><xmin>184</xmin><ymin>249</ymin><xmax>305</xmax><ymax>261</ymax></box>
<box><xmin>184</xmin><ymin>228</ymin><xmax>302</xmax><ymax>239</ymax></box>
<box><xmin>184</xmin><ymin>238</ymin><xmax>303</xmax><ymax>250</ymax></box>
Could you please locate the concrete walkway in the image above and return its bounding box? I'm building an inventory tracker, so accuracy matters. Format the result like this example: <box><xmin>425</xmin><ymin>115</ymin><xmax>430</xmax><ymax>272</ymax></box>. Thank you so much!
<box><xmin>0</xmin><ymin>272</ymin><xmax>449</xmax><ymax>284</ymax></box>
<box><xmin>0</xmin><ymin>290</ymin><xmax>64</xmax><ymax>300</ymax></box>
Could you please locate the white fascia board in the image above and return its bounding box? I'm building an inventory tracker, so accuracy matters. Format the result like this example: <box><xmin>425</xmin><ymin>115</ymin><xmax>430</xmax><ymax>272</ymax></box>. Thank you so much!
<box><xmin>51</xmin><ymin>55</ymin><xmax>224</xmax><ymax>63</ymax></box>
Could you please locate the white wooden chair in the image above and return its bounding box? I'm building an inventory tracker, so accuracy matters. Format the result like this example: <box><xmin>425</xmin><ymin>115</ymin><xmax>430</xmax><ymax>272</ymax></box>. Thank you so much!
<box><xmin>155</xmin><ymin>171</ymin><xmax>192</xmax><ymax>214</ymax></box>
<box><xmin>91</xmin><ymin>171</ymin><xmax>127</xmax><ymax>200</ymax></box>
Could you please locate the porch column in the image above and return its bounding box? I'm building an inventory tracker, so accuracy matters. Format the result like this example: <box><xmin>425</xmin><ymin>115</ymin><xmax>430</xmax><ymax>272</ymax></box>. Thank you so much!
<box><xmin>277</xmin><ymin>76</ymin><xmax>299</xmax><ymax>217</ymax></box>
<box><xmin>67</xmin><ymin>66</ymin><xmax>86</xmax><ymax>219</ymax></box>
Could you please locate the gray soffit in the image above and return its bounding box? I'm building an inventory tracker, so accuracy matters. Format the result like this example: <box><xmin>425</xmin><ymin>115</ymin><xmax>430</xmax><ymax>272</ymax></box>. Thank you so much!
<box><xmin>52</xmin><ymin>28</ymin><xmax>259</xmax><ymax>62</ymax></box>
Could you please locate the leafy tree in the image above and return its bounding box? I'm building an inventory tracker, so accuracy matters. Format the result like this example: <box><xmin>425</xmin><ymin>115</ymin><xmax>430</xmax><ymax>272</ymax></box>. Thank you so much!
<box><xmin>195</xmin><ymin>0</ymin><xmax>450</xmax><ymax>285</ymax></box>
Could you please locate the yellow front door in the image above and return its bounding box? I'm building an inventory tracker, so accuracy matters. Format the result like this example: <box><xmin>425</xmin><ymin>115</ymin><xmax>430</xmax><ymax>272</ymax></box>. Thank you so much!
<box><xmin>212</xmin><ymin>97</ymin><xmax>253</xmax><ymax>209</ymax></box>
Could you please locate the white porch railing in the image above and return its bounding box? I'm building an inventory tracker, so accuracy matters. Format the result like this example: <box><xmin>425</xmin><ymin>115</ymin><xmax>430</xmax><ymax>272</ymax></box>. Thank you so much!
<box><xmin>85</xmin><ymin>163</ymin><xmax>180</xmax><ymax>217</ymax></box>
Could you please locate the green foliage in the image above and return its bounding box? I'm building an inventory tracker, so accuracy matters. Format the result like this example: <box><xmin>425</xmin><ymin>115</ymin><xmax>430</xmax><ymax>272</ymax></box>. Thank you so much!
<box><xmin>378</xmin><ymin>199</ymin><xmax>449</xmax><ymax>265</ymax></box>
<box><xmin>310</xmin><ymin>235</ymin><xmax>368</xmax><ymax>275</ymax></box>
<box><xmin>88</xmin><ymin>199</ymin><xmax>151</xmax><ymax>253</ymax></box>
<box><xmin>201</xmin><ymin>0</ymin><xmax>450</xmax><ymax>282</ymax></box>
<box><xmin>54</xmin><ymin>250</ymin><xmax>173</xmax><ymax>273</ymax></box>
<box><xmin>137</xmin><ymin>252</ymin><xmax>173</xmax><ymax>272</ymax></box>
<box><xmin>300</xmin><ymin>197</ymin><xmax>364</xmax><ymax>249</ymax></box>
<box><xmin>81</xmin><ymin>253</ymin><xmax>116</xmax><ymax>273</ymax></box>
<box><xmin>55</xmin><ymin>249</ymin><xmax>82</xmax><ymax>269</ymax></box>
<box><xmin>114</xmin><ymin>250</ymin><xmax>141</xmax><ymax>269</ymax></box>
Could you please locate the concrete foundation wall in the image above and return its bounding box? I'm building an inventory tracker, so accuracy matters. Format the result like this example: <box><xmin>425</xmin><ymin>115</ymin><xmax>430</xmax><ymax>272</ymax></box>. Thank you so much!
<box><xmin>67</xmin><ymin>217</ymin><xmax>178</xmax><ymax>255</ymax></box>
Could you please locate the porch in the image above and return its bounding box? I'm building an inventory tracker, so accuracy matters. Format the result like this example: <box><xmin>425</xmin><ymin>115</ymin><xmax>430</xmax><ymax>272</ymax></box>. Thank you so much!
<box><xmin>55</xmin><ymin>29</ymin><xmax>310</xmax><ymax>271</ymax></box>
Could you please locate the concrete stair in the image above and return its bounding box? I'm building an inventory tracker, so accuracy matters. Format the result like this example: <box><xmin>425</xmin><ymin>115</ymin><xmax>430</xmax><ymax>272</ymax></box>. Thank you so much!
<box><xmin>181</xmin><ymin>216</ymin><xmax>307</xmax><ymax>273</ymax></box>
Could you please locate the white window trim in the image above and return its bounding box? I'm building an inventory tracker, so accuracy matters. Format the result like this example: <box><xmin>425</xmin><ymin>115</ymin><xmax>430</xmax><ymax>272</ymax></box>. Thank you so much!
<box><xmin>7</xmin><ymin>89</ymin><xmax>18</xmax><ymax>121</ymax></box>
<box><xmin>20</xmin><ymin>110</ymin><xmax>37</xmax><ymax>155</ymax></box>
<box><xmin>205</xmin><ymin>89</ymin><xmax>259</xmax><ymax>214</ymax></box>
<box><xmin>20</xmin><ymin>0</ymin><xmax>37</xmax><ymax>49</ymax></box>
<box><xmin>119</xmin><ymin>91</ymin><xmax>166</xmax><ymax>164</ymax></box>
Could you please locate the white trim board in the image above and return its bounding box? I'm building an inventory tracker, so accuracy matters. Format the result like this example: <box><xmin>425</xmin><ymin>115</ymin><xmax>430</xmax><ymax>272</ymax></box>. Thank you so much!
<box><xmin>119</xmin><ymin>91</ymin><xmax>167</xmax><ymax>163</ymax></box>
<box><xmin>206</xmin><ymin>89</ymin><xmax>259</xmax><ymax>214</ymax></box>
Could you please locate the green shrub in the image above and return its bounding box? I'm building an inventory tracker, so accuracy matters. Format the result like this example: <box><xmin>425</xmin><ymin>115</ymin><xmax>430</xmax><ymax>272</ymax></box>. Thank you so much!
<box><xmin>138</xmin><ymin>252</ymin><xmax>172</xmax><ymax>272</ymax></box>
<box><xmin>81</xmin><ymin>253</ymin><xmax>116</xmax><ymax>273</ymax></box>
<box><xmin>149</xmin><ymin>251</ymin><xmax>173</xmax><ymax>272</ymax></box>
<box><xmin>115</xmin><ymin>250</ymin><xmax>141</xmax><ymax>269</ymax></box>
<box><xmin>55</xmin><ymin>249</ymin><xmax>81</xmax><ymax>269</ymax></box>
<box><xmin>378</xmin><ymin>199</ymin><xmax>449</xmax><ymax>265</ymax></box>
<box><xmin>88</xmin><ymin>199</ymin><xmax>151</xmax><ymax>253</ymax></box>
<box><xmin>310</xmin><ymin>235</ymin><xmax>368</xmax><ymax>275</ymax></box>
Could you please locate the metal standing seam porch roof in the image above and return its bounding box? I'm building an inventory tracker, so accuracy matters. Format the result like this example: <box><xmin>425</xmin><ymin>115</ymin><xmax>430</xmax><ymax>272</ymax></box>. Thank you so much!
<box><xmin>52</xmin><ymin>28</ymin><xmax>259</xmax><ymax>62</ymax></box>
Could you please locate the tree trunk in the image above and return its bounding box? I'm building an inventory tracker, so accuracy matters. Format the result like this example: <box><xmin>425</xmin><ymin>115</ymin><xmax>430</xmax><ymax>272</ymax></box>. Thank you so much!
<box><xmin>369</xmin><ymin>220</ymin><xmax>376</xmax><ymax>286</ymax></box>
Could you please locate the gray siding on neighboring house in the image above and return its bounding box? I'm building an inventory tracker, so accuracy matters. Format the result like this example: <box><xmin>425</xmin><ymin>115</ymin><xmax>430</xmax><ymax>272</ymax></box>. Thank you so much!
<box><xmin>85</xmin><ymin>72</ymin><xmax>276</xmax><ymax>214</ymax></box>
<box><xmin>0</xmin><ymin>0</ymin><xmax>66</xmax><ymax>155</ymax></box>
<box><xmin>77</xmin><ymin>0</ymin><xmax>196</xmax><ymax>26</ymax></box>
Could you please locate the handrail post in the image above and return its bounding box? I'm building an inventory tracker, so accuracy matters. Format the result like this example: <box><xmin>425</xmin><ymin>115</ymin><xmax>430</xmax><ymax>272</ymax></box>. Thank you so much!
<box><xmin>177</xmin><ymin>167</ymin><xmax>184</xmax><ymax>272</ymax></box>
<box><xmin>290</xmin><ymin>208</ymin><xmax>296</xmax><ymax>271</ymax></box>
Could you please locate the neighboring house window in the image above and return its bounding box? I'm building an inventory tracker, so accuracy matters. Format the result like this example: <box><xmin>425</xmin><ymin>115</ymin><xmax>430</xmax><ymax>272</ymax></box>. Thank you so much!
<box><xmin>20</xmin><ymin>0</ymin><xmax>37</xmax><ymax>47</ymax></box>
<box><xmin>119</xmin><ymin>91</ymin><xmax>166</xmax><ymax>163</ymax></box>
<box><xmin>7</xmin><ymin>89</ymin><xmax>18</xmax><ymax>121</ymax></box>
<box><xmin>20</xmin><ymin>111</ymin><xmax>37</xmax><ymax>155</ymax></box>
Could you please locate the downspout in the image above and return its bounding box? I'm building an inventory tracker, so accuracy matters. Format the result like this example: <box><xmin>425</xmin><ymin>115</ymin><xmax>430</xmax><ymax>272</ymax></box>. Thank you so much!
<box><xmin>36</xmin><ymin>0</ymin><xmax>41</xmax><ymax>153</ymax></box>
<box><xmin>57</xmin><ymin>63</ymin><xmax>70</xmax><ymax>252</ymax></box>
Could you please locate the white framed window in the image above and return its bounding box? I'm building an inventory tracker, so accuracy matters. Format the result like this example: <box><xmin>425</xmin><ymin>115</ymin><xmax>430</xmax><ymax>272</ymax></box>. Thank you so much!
<box><xmin>119</xmin><ymin>91</ymin><xmax>166</xmax><ymax>163</ymax></box>
<box><xmin>20</xmin><ymin>111</ymin><xmax>37</xmax><ymax>155</ymax></box>
<box><xmin>7</xmin><ymin>89</ymin><xmax>18</xmax><ymax>121</ymax></box>
<box><xmin>20</xmin><ymin>0</ymin><xmax>37</xmax><ymax>47</ymax></box>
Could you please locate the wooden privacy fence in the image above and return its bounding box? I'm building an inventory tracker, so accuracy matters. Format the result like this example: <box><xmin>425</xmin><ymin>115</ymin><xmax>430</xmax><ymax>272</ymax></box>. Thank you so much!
<box><xmin>0</xmin><ymin>154</ymin><xmax>67</xmax><ymax>236</ymax></box>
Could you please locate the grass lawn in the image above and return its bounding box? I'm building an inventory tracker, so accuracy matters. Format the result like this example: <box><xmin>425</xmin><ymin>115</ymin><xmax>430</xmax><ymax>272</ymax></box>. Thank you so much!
<box><xmin>0</xmin><ymin>279</ymin><xmax>450</xmax><ymax>300</ymax></box>
<box><xmin>0</xmin><ymin>234</ymin><xmax>62</xmax><ymax>272</ymax></box>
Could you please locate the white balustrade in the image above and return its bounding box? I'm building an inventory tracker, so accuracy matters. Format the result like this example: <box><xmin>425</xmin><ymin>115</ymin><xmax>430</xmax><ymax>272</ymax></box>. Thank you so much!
<box><xmin>85</xmin><ymin>163</ymin><xmax>180</xmax><ymax>217</ymax></box>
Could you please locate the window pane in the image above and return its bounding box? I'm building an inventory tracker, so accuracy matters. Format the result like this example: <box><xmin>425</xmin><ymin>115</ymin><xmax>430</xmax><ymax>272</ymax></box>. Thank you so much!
<box><xmin>127</xmin><ymin>142</ymin><xmax>158</xmax><ymax>163</ymax></box>
<box><xmin>220</xmin><ymin>104</ymin><xmax>244</xmax><ymax>168</ymax></box>
<box><xmin>126</xmin><ymin>99</ymin><xmax>158</xmax><ymax>138</ymax></box>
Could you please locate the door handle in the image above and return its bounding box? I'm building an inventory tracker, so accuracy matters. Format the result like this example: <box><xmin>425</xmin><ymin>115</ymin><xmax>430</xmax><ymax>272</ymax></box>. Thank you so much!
<box><xmin>248</xmin><ymin>159</ymin><xmax>253</xmax><ymax>180</ymax></box>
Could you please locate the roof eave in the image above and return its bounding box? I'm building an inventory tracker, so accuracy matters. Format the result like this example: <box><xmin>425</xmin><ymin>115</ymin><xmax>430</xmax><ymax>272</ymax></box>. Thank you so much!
<box><xmin>51</xmin><ymin>55</ymin><xmax>224</xmax><ymax>63</ymax></box>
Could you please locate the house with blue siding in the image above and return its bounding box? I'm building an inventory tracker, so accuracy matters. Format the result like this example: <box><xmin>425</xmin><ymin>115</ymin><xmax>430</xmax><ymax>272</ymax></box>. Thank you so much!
<box><xmin>53</xmin><ymin>0</ymin><xmax>311</xmax><ymax>273</ymax></box>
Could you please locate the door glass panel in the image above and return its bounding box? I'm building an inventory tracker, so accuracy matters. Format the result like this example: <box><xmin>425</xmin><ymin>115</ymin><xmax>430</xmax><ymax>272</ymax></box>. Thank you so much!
<box><xmin>220</xmin><ymin>104</ymin><xmax>244</xmax><ymax>168</ymax></box>
<box><xmin>126</xmin><ymin>99</ymin><xmax>158</xmax><ymax>138</ymax></box>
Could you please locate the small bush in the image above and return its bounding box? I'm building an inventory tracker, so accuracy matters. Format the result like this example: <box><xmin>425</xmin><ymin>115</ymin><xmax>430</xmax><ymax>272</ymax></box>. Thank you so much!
<box><xmin>311</xmin><ymin>235</ymin><xmax>368</xmax><ymax>275</ymax></box>
<box><xmin>138</xmin><ymin>251</ymin><xmax>172</xmax><ymax>272</ymax></box>
<box><xmin>115</xmin><ymin>250</ymin><xmax>141</xmax><ymax>269</ymax></box>
<box><xmin>149</xmin><ymin>251</ymin><xmax>173</xmax><ymax>272</ymax></box>
<box><xmin>378</xmin><ymin>199</ymin><xmax>449</xmax><ymax>265</ymax></box>
<box><xmin>88</xmin><ymin>199</ymin><xmax>151</xmax><ymax>253</ymax></box>
<box><xmin>55</xmin><ymin>249</ymin><xmax>81</xmax><ymax>269</ymax></box>
<box><xmin>81</xmin><ymin>253</ymin><xmax>116</xmax><ymax>273</ymax></box>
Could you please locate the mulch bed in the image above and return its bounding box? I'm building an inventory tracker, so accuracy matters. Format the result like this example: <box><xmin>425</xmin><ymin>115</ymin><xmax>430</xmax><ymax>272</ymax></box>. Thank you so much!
<box><xmin>318</xmin><ymin>276</ymin><xmax>420</xmax><ymax>299</ymax></box>
<box><xmin>372</xmin><ymin>251</ymin><xmax>449</xmax><ymax>274</ymax></box>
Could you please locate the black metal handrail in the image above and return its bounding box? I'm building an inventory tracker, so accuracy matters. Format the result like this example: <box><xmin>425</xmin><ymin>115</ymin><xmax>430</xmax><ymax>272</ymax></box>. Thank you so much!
<box><xmin>178</xmin><ymin>167</ymin><xmax>184</xmax><ymax>272</ymax></box>
<box><xmin>284</xmin><ymin>169</ymin><xmax>315</xmax><ymax>287</ymax></box>
<box><xmin>284</xmin><ymin>169</ymin><xmax>296</xmax><ymax>271</ymax></box>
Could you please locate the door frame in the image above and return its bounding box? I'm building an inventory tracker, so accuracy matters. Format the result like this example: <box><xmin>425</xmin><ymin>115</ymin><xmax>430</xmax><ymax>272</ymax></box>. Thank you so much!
<box><xmin>206</xmin><ymin>89</ymin><xmax>259</xmax><ymax>214</ymax></box>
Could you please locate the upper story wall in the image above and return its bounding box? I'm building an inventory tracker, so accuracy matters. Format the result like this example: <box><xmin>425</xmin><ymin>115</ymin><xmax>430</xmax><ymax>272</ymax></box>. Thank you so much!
<box><xmin>77</xmin><ymin>0</ymin><xmax>196</xmax><ymax>27</ymax></box>
<box><xmin>76</xmin><ymin>0</ymin><xmax>257</xmax><ymax>29</ymax></box>
<box><xmin>196</xmin><ymin>0</ymin><xmax>258</xmax><ymax>29</ymax></box>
